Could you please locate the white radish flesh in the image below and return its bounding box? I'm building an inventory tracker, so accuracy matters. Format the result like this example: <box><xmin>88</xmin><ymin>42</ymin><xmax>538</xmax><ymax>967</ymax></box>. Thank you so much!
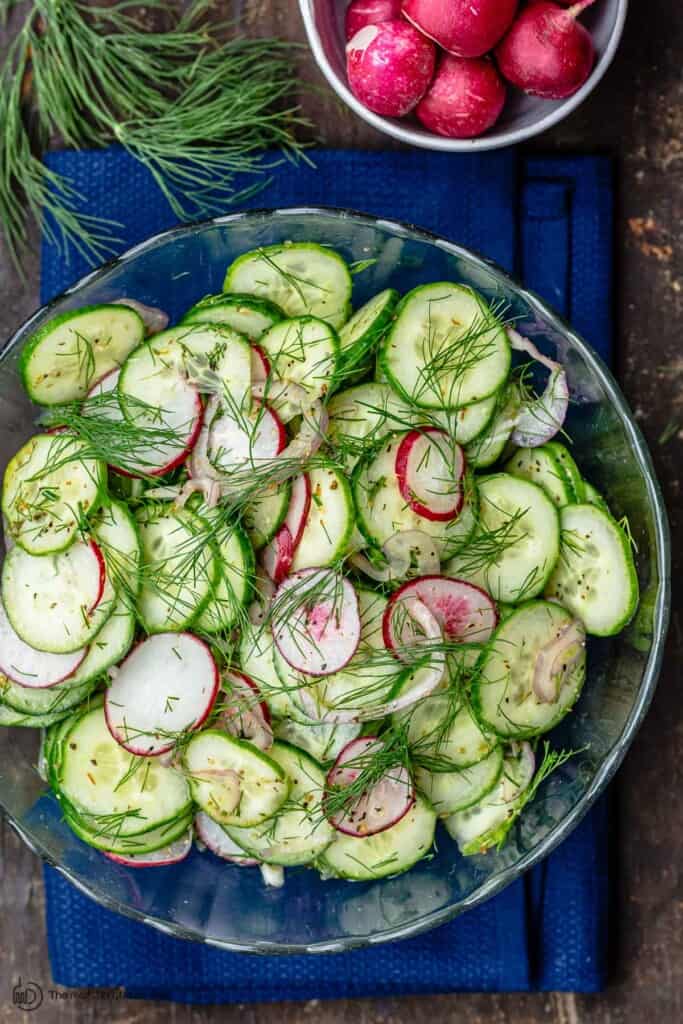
<box><xmin>383</xmin><ymin>576</ymin><xmax>498</xmax><ymax>656</ymax></box>
<box><xmin>395</xmin><ymin>428</ymin><xmax>465</xmax><ymax>521</ymax></box>
<box><xmin>272</xmin><ymin>569</ymin><xmax>361</xmax><ymax>677</ymax></box>
<box><xmin>208</xmin><ymin>402</ymin><xmax>286</xmax><ymax>473</ymax></box>
<box><xmin>326</xmin><ymin>736</ymin><xmax>415</xmax><ymax>837</ymax></box>
<box><xmin>194</xmin><ymin>811</ymin><xmax>259</xmax><ymax>865</ymax></box>
<box><xmin>104</xmin><ymin>829</ymin><xmax>192</xmax><ymax>867</ymax></box>
<box><xmin>284</xmin><ymin>474</ymin><xmax>312</xmax><ymax>551</ymax></box>
<box><xmin>0</xmin><ymin>600</ymin><xmax>87</xmax><ymax>688</ymax></box>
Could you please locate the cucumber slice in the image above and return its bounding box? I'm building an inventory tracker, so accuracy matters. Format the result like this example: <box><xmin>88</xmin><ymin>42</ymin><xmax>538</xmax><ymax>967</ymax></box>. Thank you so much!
<box><xmin>416</xmin><ymin>744</ymin><xmax>503</xmax><ymax>816</ymax></box>
<box><xmin>433</xmin><ymin>392</ymin><xmax>498</xmax><ymax>446</ymax></box>
<box><xmin>135</xmin><ymin>505</ymin><xmax>219</xmax><ymax>633</ymax></box>
<box><xmin>195</xmin><ymin>515</ymin><xmax>253</xmax><ymax>634</ymax></box>
<box><xmin>182</xmin><ymin>293</ymin><xmax>284</xmax><ymax>339</ymax></box>
<box><xmin>0</xmin><ymin>673</ymin><xmax>97</xmax><ymax>716</ymax></box>
<box><xmin>320</xmin><ymin>795</ymin><xmax>437</xmax><ymax>880</ymax></box>
<box><xmin>0</xmin><ymin>701</ymin><xmax>84</xmax><ymax>728</ymax></box>
<box><xmin>2</xmin><ymin>433</ymin><xmax>105</xmax><ymax>555</ymax></box>
<box><xmin>57</xmin><ymin>705</ymin><xmax>191</xmax><ymax>835</ymax></box>
<box><xmin>545</xmin><ymin>442</ymin><xmax>585</xmax><ymax>502</ymax></box>
<box><xmin>225</xmin><ymin>741</ymin><xmax>334</xmax><ymax>866</ymax></box>
<box><xmin>466</xmin><ymin>384</ymin><xmax>521</xmax><ymax>468</ymax></box>
<box><xmin>243</xmin><ymin>480</ymin><xmax>291</xmax><ymax>550</ymax></box>
<box><xmin>91</xmin><ymin>498</ymin><xmax>142</xmax><ymax>600</ymax></box>
<box><xmin>327</xmin><ymin>383</ymin><xmax>415</xmax><ymax>472</ymax></box>
<box><xmin>544</xmin><ymin>504</ymin><xmax>639</xmax><ymax>636</ymax></box>
<box><xmin>337</xmin><ymin>288</ymin><xmax>398</xmax><ymax>379</ymax></box>
<box><xmin>273</xmin><ymin>718</ymin><xmax>361</xmax><ymax>765</ymax></box>
<box><xmin>290</xmin><ymin>464</ymin><xmax>354</xmax><ymax>571</ymax></box>
<box><xmin>239</xmin><ymin>621</ymin><xmax>301</xmax><ymax>721</ymax></box>
<box><xmin>504</xmin><ymin>446</ymin><xmax>574</xmax><ymax>507</ymax></box>
<box><xmin>404</xmin><ymin>691</ymin><xmax>496</xmax><ymax>769</ymax></box>
<box><xmin>64</xmin><ymin>600</ymin><xmax>135</xmax><ymax>685</ymax></box>
<box><xmin>20</xmin><ymin>305</ymin><xmax>145</xmax><ymax>405</ymax></box>
<box><xmin>380</xmin><ymin>283</ymin><xmax>510</xmax><ymax>411</ymax></box>
<box><xmin>272</xmin><ymin>644</ymin><xmax>326</xmax><ymax>724</ymax></box>
<box><xmin>2</xmin><ymin>540</ymin><xmax>116</xmax><ymax>653</ymax></box>
<box><xmin>352</xmin><ymin>434</ymin><xmax>471</xmax><ymax>562</ymax></box>
<box><xmin>146</xmin><ymin>324</ymin><xmax>253</xmax><ymax>411</ymax></box>
<box><xmin>258</xmin><ymin>316</ymin><xmax>339</xmax><ymax>401</ymax></box>
<box><xmin>444</xmin><ymin>742</ymin><xmax>535</xmax><ymax>855</ymax></box>
<box><xmin>65</xmin><ymin>809</ymin><xmax>193</xmax><ymax>855</ymax></box>
<box><xmin>224</xmin><ymin>243</ymin><xmax>352</xmax><ymax>329</ymax></box>
<box><xmin>446</xmin><ymin>474</ymin><xmax>560</xmax><ymax>603</ymax></box>
<box><xmin>472</xmin><ymin>601</ymin><xmax>586</xmax><ymax>738</ymax></box>
<box><xmin>183</xmin><ymin>729</ymin><xmax>289</xmax><ymax>827</ymax></box>
<box><xmin>583</xmin><ymin>479</ymin><xmax>610</xmax><ymax>515</ymax></box>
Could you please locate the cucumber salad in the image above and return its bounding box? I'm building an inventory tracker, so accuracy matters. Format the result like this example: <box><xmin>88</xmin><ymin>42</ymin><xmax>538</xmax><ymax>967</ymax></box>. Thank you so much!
<box><xmin>0</xmin><ymin>242</ymin><xmax>639</xmax><ymax>882</ymax></box>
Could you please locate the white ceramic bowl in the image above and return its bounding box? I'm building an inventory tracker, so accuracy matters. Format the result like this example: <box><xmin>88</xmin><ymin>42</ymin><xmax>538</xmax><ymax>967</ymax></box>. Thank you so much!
<box><xmin>298</xmin><ymin>0</ymin><xmax>628</xmax><ymax>150</ymax></box>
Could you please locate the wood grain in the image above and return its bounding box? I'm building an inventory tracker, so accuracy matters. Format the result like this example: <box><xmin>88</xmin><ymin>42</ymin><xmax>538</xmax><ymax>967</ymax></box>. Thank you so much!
<box><xmin>0</xmin><ymin>1</ymin><xmax>682</xmax><ymax>1020</ymax></box>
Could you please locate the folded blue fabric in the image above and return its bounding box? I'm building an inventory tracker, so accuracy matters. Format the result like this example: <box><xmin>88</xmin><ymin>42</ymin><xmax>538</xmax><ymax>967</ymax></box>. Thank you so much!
<box><xmin>41</xmin><ymin>147</ymin><xmax>613</xmax><ymax>998</ymax></box>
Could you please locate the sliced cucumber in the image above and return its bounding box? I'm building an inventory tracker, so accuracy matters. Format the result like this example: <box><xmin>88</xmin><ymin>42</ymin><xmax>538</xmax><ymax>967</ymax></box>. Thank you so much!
<box><xmin>404</xmin><ymin>691</ymin><xmax>496</xmax><ymax>769</ymax></box>
<box><xmin>258</xmin><ymin>316</ymin><xmax>339</xmax><ymax>401</ymax></box>
<box><xmin>20</xmin><ymin>305</ymin><xmax>145</xmax><ymax>405</ymax></box>
<box><xmin>183</xmin><ymin>729</ymin><xmax>289</xmax><ymax>827</ymax></box>
<box><xmin>242</xmin><ymin>480</ymin><xmax>290</xmax><ymax>550</ymax></box>
<box><xmin>327</xmin><ymin>382</ymin><xmax>415</xmax><ymax>472</ymax></box>
<box><xmin>290</xmin><ymin>464</ymin><xmax>354</xmax><ymax>571</ymax></box>
<box><xmin>91</xmin><ymin>498</ymin><xmax>142</xmax><ymax>600</ymax></box>
<box><xmin>432</xmin><ymin>393</ymin><xmax>498</xmax><ymax>446</ymax></box>
<box><xmin>336</xmin><ymin>288</ymin><xmax>398</xmax><ymax>379</ymax></box>
<box><xmin>65</xmin><ymin>600</ymin><xmax>135</xmax><ymax>685</ymax></box>
<box><xmin>416</xmin><ymin>744</ymin><xmax>503</xmax><ymax>816</ymax></box>
<box><xmin>135</xmin><ymin>505</ymin><xmax>218</xmax><ymax>633</ymax></box>
<box><xmin>0</xmin><ymin>672</ymin><xmax>98</xmax><ymax>716</ymax></box>
<box><xmin>65</xmin><ymin>809</ymin><xmax>193</xmax><ymax>855</ymax></box>
<box><xmin>225</xmin><ymin>742</ymin><xmax>334</xmax><ymax>866</ymax></box>
<box><xmin>583</xmin><ymin>479</ymin><xmax>610</xmax><ymax>514</ymax></box>
<box><xmin>444</xmin><ymin>742</ymin><xmax>535</xmax><ymax>855</ymax></box>
<box><xmin>472</xmin><ymin>601</ymin><xmax>586</xmax><ymax>738</ymax></box>
<box><xmin>380</xmin><ymin>284</ymin><xmax>510</xmax><ymax>410</ymax></box>
<box><xmin>224</xmin><ymin>243</ymin><xmax>352</xmax><ymax>329</ymax></box>
<box><xmin>0</xmin><ymin>701</ymin><xmax>86</xmax><ymax>728</ymax></box>
<box><xmin>320</xmin><ymin>795</ymin><xmax>437</xmax><ymax>880</ymax></box>
<box><xmin>57</xmin><ymin>705</ymin><xmax>191</xmax><ymax>835</ymax></box>
<box><xmin>146</xmin><ymin>324</ymin><xmax>253</xmax><ymax>410</ymax></box>
<box><xmin>2</xmin><ymin>433</ymin><xmax>105</xmax><ymax>555</ymax></box>
<box><xmin>273</xmin><ymin>717</ymin><xmax>361</xmax><ymax>764</ymax></box>
<box><xmin>446</xmin><ymin>474</ymin><xmax>560</xmax><ymax>603</ymax></box>
<box><xmin>195</xmin><ymin>514</ymin><xmax>253</xmax><ymax>634</ymax></box>
<box><xmin>544</xmin><ymin>504</ymin><xmax>639</xmax><ymax>636</ymax></box>
<box><xmin>466</xmin><ymin>384</ymin><xmax>521</xmax><ymax>468</ymax></box>
<box><xmin>182</xmin><ymin>293</ymin><xmax>284</xmax><ymax>339</ymax></box>
<box><xmin>272</xmin><ymin>644</ymin><xmax>324</xmax><ymax>724</ymax></box>
<box><xmin>545</xmin><ymin>442</ymin><xmax>585</xmax><ymax>502</ymax></box>
<box><xmin>238</xmin><ymin>621</ymin><xmax>301</xmax><ymax>721</ymax></box>
<box><xmin>2</xmin><ymin>541</ymin><xmax>116</xmax><ymax>654</ymax></box>
<box><xmin>504</xmin><ymin>446</ymin><xmax>574</xmax><ymax>507</ymax></box>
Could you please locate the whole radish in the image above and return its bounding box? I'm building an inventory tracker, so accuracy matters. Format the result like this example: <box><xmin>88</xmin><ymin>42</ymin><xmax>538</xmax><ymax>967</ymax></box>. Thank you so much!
<box><xmin>346</xmin><ymin>21</ymin><xmax>436</xmax><ymax>117</ymax></box>
<box><xmin>496</xmin><ymin>0</ymin><xmax>597</xmax><ymax>100</ymax></box>
<box><xmin>345</xmin><ymin>0</ymin><xmax>402</xmax><ymax>41</ymax></box>
<box><xmin>416</xmin><ymin>55</ymin><xmax>506</xmax><ymax>139</ymax></box>
<box><xmin>402</xmin><ymin>0</ymin><xmax>518</xmax><ymax>58</ymax></box>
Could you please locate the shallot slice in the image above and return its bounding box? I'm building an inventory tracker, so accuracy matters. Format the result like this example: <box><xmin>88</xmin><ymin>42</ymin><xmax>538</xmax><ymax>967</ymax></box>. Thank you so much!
<box><xmin>532</xmin><ymin>619</ymin><xmax>586</xmax><ymax>703</ymax></box>
<box><xmin>217</xmin><ymin>670</ymin><xmax>273</xmax><ymax>750</ymax></box>
<box><xmin>349</xmin><ymin>530</ymin><xmax>441</xmax><ymax>582</ymax></box>
<box><xmin>507</xmin><ymin>327</ymin><xmax>570</xmax><ymax>447</ymax></box>
<box><xmin>112</xmin><ymin>298</ymin><xmax>169</xmax><ymax>336</ymax></box>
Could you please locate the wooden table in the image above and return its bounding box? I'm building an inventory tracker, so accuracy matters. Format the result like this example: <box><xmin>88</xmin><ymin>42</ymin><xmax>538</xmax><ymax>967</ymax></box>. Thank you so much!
<box><xmin>0</xmin><ymin>2</ymin><xmax>681</xmax><ymax>1021</ymax></box>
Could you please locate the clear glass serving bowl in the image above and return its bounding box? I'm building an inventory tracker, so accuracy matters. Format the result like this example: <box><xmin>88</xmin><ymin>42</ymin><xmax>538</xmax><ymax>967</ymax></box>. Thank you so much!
<box><xmin>0</xmin><ymin>209</ymin><xmax>670</xmax><ymax>953</ymax></box>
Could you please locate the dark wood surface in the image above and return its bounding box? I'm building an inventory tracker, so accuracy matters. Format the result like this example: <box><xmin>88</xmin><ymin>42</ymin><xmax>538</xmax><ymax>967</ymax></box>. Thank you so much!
<box><xmin>1</xmin><ymin>1</ymin><xmax>681</xmax><ymax>1020</ymax></box>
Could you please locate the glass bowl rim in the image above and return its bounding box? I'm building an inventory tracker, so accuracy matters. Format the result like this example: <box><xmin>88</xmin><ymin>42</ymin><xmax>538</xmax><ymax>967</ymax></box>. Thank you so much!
<box><xmin>0</xmin><ymin>206</ymin><xmax>671</xmax><ymax>954</ymax></box>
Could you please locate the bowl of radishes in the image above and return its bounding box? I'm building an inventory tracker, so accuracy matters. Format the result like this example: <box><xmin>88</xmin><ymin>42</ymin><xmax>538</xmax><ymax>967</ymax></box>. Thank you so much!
<box><xmin>299</xmin><ymin>0</ymin><xmax>628</xmax><ymax>149</ymax></box>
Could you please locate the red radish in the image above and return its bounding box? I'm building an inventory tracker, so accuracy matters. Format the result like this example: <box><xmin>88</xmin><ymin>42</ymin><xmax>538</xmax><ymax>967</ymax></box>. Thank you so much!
<box><xmin>104</xmin><ymin>830</ymin><xmax>192</xmax><ymax>867</ymax></box>
<box><xmin>194</xmin><ymin>812</ymin><xmax>259</xmax><ymax>865</ymax></box>
<box><xmin>383</xmin><ymin>576</ymin><xmax>498</xmax><ymax>656</ymax></box>
<box><xmin>272</xmin><ymin>569</ymin><xmax>361</xmax><ymax>677</ymax></box>
<box><xmin>217</xmin><ymin>669</ymin><xmax>273</xmax><ymax>750</ymax></box>
<box><xmin>326</xmin><ymin>736</ymin><xmax>415</xmax><ymax>836</ymax></box>
<box><xmin>495</xmin><ymin>1</ymin><xmax>596</xmax><ymax>100</ymax></box>
<box><xmin>416</xmin><ymin>55</ymin><xmax>506</xmax><ymax>139</ymax></box>
<box><xmin>403</xmin><ymin>0</ymin><xmax>518</xmax><ymax>58</ymax></box>
<box><xmin>0</xmin><ymin>600</ymin><xmax>87</xmax><ymax>688</ymax></box>
<box><xmin>395</xmin><ymin>428</ymin><xmax>465</xmax><ymax>521</ymax></box>
<box><xmin>88</xmin><ymin>540</ymin><xmax>107</xmax><ymax>613</ymax></box>
<box><xmin>105</xmin><ymin>633</ymin><xmax>219</xmax><ymax>756</ymax></box>
<box><xmin>208</xmin><ymin>402</ymin><xmax>286</xmax><ymax>472</ymax></box>
<box><xmin>346</xmin><ymin>21</ymin><xmax>436</xmax><ymax>118</ymax></box>
<box><xmin>261</xmin><ymin>524</ymin><xmax>294</xmax><ymax>584</ymax></box>
<box><xmin>250</xmin><ymin>344</ymin><xmax>270</xmax><ymax>384</ymax></box>
<box><xmin>345</xmin><ymin>0</ymin><xmax>402</xmax><ymax>40</ymax></box>
<box><xmin>284</xmin><ymin>474</ymin><xmax>312</xmax><ymax>552</ymax></box>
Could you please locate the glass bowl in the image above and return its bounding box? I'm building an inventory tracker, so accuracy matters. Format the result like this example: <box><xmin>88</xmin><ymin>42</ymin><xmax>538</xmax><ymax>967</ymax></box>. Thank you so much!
<box><xmin>0</xmin><ymin>208</ymin><xmax>669</xmax><ymax>953</ymax></box>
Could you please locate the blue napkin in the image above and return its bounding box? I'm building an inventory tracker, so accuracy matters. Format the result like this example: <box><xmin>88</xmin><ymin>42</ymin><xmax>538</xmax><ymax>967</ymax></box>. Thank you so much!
<box><xmin>41</xmin><ymin>147</ymin><xmax>613</xmax><ymax>998</ymax></box>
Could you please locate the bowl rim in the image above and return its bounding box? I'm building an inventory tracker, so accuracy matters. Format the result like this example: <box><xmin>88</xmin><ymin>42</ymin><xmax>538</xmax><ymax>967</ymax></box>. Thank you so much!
<box><xmin>297</xmin><ymin>0</ymin><xmax>630</xmax><ymax>152</ymax></box>
<box><xmin>0</xmin><ymin>205</ymin><xmax>670</xmax><ymax>954</ymax></box>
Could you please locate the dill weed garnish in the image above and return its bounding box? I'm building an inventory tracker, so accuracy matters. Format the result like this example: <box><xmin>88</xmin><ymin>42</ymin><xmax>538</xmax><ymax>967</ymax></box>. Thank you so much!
<box><xmin>0</xmin><ymin>0</ymin><xmax>310</xmax><ymax>268</ymax></box>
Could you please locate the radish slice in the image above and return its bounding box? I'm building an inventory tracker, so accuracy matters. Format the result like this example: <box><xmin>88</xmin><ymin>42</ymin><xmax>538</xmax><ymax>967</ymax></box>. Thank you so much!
<box><xmin>383</xmin><ymin>576</ymin><xmax>498</xmax><ymax>657</ymax></box>
<box><xmin>272</xmin><ymin>569</ymin><xmax>361</xmax><ymax>677</ymax></box>
<box><xmin>0</xmin><ymin>600</ymin><xmax>87</xmax><ymax>688</ymax></box>
<box><xmin>104</xmin><ymin>633</ymin><xmax>219</xmax><ymax>756</ymax></box>
<box><xmin>326</xmin><ymin>736</ymin><xmax>415</xmax><ymax>837</ymax></box>
<box><xmin>104</xmin><ymin>829</ymin><xmax>192</xmax><ymax>867</ymax></box>
<box><xmin>395</xmin><ymin>428</ymin><xmax>465</xmax><ymax>521</ymax></box>
<box><xmin>251</xmin><ymin>345</ymin><xmax>270</xmax><ymax>383</ymax></box>
<box><xmin>112</xmin><ymin>298</ymin><xmax>169</xmax><ymax>336</ymax></box>
<box><xmin>261</xmin><ymin>524</ymin><xmax>294</xmax><ymax>584</ymax></box>
<box><xmin>86</xmin><ymin>367</ymin><xmax>122</xmax><ymax>408</ymax></box>
<box><xmin>533</xmin><ymin>618</ymin><xmax>586</xmax><ymax>703</ymax></box>
<box><xmin>194</xmin><ymin>811</ymin><xmax>259</xmax><ymax>865</ymax></box>
<box><xmin>284</xmin><ymin>474</ymin><xmax>312</xmax><ymax>551</ymax></box>
<box><xmin>88</xmin><ymin>540</ymin><xmax>107</xmax><ymax>613</ymax></box>
<box><xmin>217</xmin><ymin>669</ymin><xmax>273</xmax><ymax>750</ymax></box>
<box><xmin>208</xmin><ymin>401</ymin><xmax>286</xmax><ymax>473</ymax></box>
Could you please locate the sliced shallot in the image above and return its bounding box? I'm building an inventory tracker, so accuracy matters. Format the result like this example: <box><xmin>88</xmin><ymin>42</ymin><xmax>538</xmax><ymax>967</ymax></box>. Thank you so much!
<box><xmin>217</xmin><ymin>669</ymin><xmax>273</xmax><ymax>750</ymax></box>
<box><xmin>507</xmin><ymin>327</ymin><xmax>569</xmax><ymax>447</ymax></box>
<box><xmin>532</xmin><ymin>619</ymin><xmax>586</xmax><ymax>703</ymax></box>
<box><xmin>194</xmin><ymin>812</ymin><xmax>258</xmax><ymax>865</ymax></box>
<box><xmin>383</xmin><ymin>575</ymin><xmax>498</xmax><ymax>658</ymax></box>
<box><xmin>326</xmin><ymin>736</ymin><xmax>415</xmax><ymax>837</ymax></box>
<box><xmin>112</xmin><ymin>298</ymin><xmax>169</xmax><ymax>336</ymax></box>
<box><xmin>349</xmin><ymin>530</ymin><xmax>441</xmax><ymax>583</ymax></box>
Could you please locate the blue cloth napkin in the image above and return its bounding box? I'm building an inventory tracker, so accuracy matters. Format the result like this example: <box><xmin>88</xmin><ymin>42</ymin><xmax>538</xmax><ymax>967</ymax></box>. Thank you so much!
<box><xmin>41</xmin><ymin>147</ymin><xmax>613</xmax><ymax>998</ymax></box>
